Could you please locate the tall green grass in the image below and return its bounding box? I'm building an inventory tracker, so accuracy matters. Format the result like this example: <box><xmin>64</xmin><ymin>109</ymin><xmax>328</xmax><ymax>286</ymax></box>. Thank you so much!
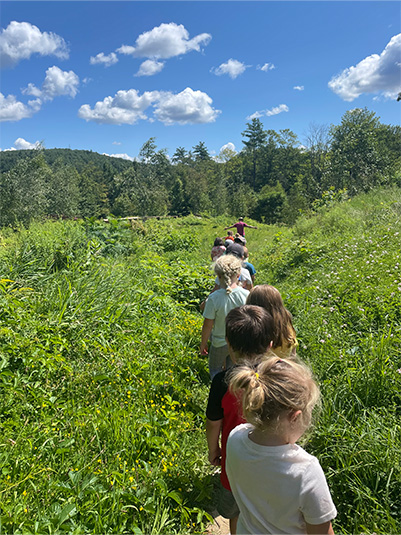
<box><xmin>0</xmin><ymin>190</ymin><xmax>400</xmax><ymax>533</ymax></box>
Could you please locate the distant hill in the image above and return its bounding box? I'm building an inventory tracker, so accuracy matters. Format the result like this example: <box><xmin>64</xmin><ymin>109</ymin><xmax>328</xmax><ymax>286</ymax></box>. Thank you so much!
<box><xmin>0</xmin><ymin>148</ymin><xmax>134</xmax><ymax>174</ymax></box>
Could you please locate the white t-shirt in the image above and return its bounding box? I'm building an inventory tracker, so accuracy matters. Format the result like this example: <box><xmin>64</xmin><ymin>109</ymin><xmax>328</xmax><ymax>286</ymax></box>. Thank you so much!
<box><xmin>203</xmin><ymin>287</ymin><xmax>249</xmax><ymax>347</ymax></box>
<box><xmin>226</xmin><ymin>423</ymin><xmax>337</xmax><ymax>534</ymax></box>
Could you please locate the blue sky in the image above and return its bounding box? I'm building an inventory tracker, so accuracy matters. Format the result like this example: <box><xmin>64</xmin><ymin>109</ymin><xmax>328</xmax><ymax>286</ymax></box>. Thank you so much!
<box><xmin>1</xmin><ymin>1</ymin><xmax>400</xmax><ymax>160</ymax></box>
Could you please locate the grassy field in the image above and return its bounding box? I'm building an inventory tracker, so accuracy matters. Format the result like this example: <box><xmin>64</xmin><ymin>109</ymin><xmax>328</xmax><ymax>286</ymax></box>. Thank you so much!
<box><xmin>0</xmin><ymin>188</ymin><xmax>400</xmax><ymax>534</ymax></box>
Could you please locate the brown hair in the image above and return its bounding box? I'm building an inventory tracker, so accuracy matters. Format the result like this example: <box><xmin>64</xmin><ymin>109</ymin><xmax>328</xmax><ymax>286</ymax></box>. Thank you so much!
<box><xmin>247</xmin><ymin>285</ymin><xmax>297</xmax><ymax>350</ymax></box>
<box><xmin>225</xmin><ymin>305</ymin><xmax>274</xmax><ymax>358</ymax></box>
<box><xmin>229</xmin><ymin>356</ymin><xmax>320</xmax><ymax>432</ymax></box>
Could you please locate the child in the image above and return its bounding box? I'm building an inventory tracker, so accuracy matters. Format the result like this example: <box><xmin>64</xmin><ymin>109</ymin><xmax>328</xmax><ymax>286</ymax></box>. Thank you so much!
<box><xmin>226</xmin><ymin>356</ymin><xmax>337</xmax><ymax>535</ymax></box>
<box><xmin>247</xmin><ymin>284</ymin><xmax>297</xmax><ymax>358</ymax></box>
<box><xmin>200</xmin><ymin>255</ymin><xmax>249</xmax><ymax>379</ymax></box>
<box><xmin>243</xmin><ymin>246</ymin><xmax>256</xmax><ymax>283</ymax></box>
<box><xmin>206</xmin><ymin>305</ymin><xmax>274</xmax><ymax>534</ymax></box>
<box><xmin>211</xmin><ymin>237</ymin><xmax>226</xmax><ymax>262</ymax></box>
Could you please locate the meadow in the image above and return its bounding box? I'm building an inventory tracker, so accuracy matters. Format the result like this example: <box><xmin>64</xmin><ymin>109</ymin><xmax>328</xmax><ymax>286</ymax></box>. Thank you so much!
<box><xmin>0</xmin><ymin>187</ymin><xmax>400</xmax><ymax>534</ymax></box>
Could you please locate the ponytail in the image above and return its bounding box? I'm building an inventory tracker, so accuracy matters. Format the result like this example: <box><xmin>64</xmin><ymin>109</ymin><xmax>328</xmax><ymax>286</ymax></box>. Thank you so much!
<box><xmin>229</xmin><ymin>356</ymin><xmax>320</xmax><ymax>431</ymax></box>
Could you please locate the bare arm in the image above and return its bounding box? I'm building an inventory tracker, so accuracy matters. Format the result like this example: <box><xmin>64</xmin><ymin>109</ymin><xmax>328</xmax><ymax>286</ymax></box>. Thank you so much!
<box><xmin>200</xmin><ymin>318</ymin><xmax>214</xmax><ymax>355</ymax></box>
<box><xmin>200</xmin><ymin>284</ymin><xmax>220</xmax><ymax>312</ymax></box>
<box><xmin>306</xmin><ymin>521</ymin><xmax>334</xmax><ymax>535</ymax></box>
<box><xmin>206</xmin><ymin>418</ymin><xmax>222</xmax><ymax>465</ymax></box>
<box><xmin>224</xmin><ymin>224</ymin><xmax>235</xmax><ymax>230</ymax></box>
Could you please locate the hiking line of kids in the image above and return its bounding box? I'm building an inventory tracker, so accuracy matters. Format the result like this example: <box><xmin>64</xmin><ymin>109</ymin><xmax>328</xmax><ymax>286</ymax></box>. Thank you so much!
<box><xmin>199</xmin><ymin>218</ymin><xmax>337</xmax><ymax>535</ymax></box>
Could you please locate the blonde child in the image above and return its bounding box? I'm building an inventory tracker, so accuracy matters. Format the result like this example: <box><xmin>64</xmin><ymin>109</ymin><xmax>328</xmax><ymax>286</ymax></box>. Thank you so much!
<box><xmin>226</xmin><ymin>356</ymin><xmax>337</xmax><ymax>535</ymax></box>
<box><xmin>200</xmin><ymin>255</ymin><xmax>249</xmax><ymax>379</ymax></box>
<box><xmin>206</xmin><ymin>305</ymin><xmax>275</xmax><ymax>535</ymax></box>
<box><xmin>247</xmin><ymin>284</ymin><xmax>297</xmax><ymax>358</ymax></box>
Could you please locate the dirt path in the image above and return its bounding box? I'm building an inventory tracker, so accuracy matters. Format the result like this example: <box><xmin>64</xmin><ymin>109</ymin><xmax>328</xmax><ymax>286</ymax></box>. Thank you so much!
<box><xmin>206</xmin><ymin>510</ymin><xmax>230</xmax><ymax>535</ymax></box>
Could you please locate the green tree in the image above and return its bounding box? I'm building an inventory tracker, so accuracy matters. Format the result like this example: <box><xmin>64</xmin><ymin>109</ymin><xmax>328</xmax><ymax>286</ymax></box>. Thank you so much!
<box><xmin>78</xmin><ymin>163</ymin><xmax>109</xmax><ymax>217</ymax></box>
<box><xmin>327</xmin><ymin>108</ymin><xmax>385</xmax><ymax>194</ymax></box>
<box><xmin>192</xmin><ymin>141</ymin><xmax>211</xmax><ymax>161</ymax></box>
<box><xmin>0</xmin><ymin>149</ymin><xmax>51</xmax><ymax>226</ymax></box>
<box><xmin>251</xmin><ymin>181</ymin><xmax>288</xmax><ymax>224</ymax></box>
<box><xmin>241</xmin><ymin>118</ymin><xmax>267</xmax><ymax>188</ymax></box>
<box><xmin>47</xmin><ymin>161</ymin><xmax>80</xmax><ymax>217</ymax></box>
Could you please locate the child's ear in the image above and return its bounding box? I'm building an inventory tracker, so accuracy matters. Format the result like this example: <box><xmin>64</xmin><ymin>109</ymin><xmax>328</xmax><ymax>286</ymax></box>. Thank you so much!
<box><xmin>289</xmin><ymin>409</ymin><xmax>302</xmax><ymax>423</ymax></box>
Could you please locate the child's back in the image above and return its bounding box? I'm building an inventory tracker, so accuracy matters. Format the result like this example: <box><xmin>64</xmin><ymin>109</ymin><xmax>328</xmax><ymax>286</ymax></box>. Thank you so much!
<box><xmin>226</xmin><ymin>357</ymin><xmax>336</xmax><ymax>535</ymax></box>
<box><xmin>227</xmin><ymin>423</ymin><xmax>335</xmax><ymax>534</ymax></box>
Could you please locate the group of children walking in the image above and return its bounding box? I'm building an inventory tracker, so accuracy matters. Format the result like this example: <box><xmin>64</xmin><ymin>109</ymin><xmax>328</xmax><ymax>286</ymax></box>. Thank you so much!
<box><xmin>200</xmin><ymin>225</ymin><xmax>337</xmax><ymax>535</ymax></box>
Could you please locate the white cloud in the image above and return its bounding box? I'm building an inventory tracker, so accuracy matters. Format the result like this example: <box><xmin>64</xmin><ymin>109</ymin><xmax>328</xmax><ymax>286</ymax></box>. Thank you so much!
<box><xmin>117</xmin><ymin>22</ymin><xmax>211</xmax><ymax>59</ymax></box>
<box><xmin>0</xmin><ymin>21</ymin><xmax>68</xmax><ymax>68</ymax></box>
<box><xmin>90</xmin><ymin>52</ymin><xmax>118</xmax><ymax>67</ymax></box>
<box><xmin>258</xmin><ymin>63</ymin><xmax>275</xmax><ymax>72</ymax></box>
<box><xmin>266</xmin><ymin>104</ymin><xmax>289</xmax><ymax>116</ymax></box>
<box><xmin>0</xmin><ymin>92</ymin><xmax>41</xmax><ymax>121</ymax></box>
<box><xmin>154</xmin><ymin>87</ymin><xmax>220</xmax><ymax>125</ymax></box>
<box><xmin>135</xmin><ymin>59</ymin><xmax>165</xmax><ymax>77</ymax></box>
<box><xmin>78</xmin><ymin>87</ymin><xmax>220</xmax><ymax>125</ymax></box>
<box><xmin>1</xmin><ymin>137</ymin><xmax>41</xmax><ymax>151</ymax></box>
<box><xmin>293</xmin><ymin>85</ymin><xmax>304</xmax><ymax>91</ymax></box>
<box><xmin>78</xmin><ymin>89</ymin><xmax>160</xmax><ymax>124</ymax></box>
<box><xmin>112</xmin><ymin>141</ymin><xmax>122</xmax><ymax>145</ymax></box>
<box><xmin>328</xmin><ymin>33</ymin><xmax>401</xmax><ymax>101</ymax></box>
<box><xmin>23</xmin><ymin>66</ymin><xmax>79</xmax><ymax>101</ymax></box>
<box><xmin>103</xmin><ymin>152</ymin><xmax>135</xmax><ymax>162</ymax></box>
<box><xmin>246</xmin><ymin>104</ymin><xmax>289</xmax><ymax>121</ymax></box>
<box><xmin>220</xmin><ymin>142</ymin><xmax>236</xmax><ymax>153</ymax></box>
<box><xmin>211</xmin><ymin>59</ymin><xmax>249</xmax><ymax>79</ymax></box>
<box><xmin>246</xmin><ymin>111</ymin><xmax>264</xmax><ymax>120</ymax></box>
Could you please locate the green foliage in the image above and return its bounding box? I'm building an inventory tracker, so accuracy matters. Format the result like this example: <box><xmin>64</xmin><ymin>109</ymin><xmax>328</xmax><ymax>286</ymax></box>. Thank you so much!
<box><xmin>252</xmin><ymin>182</ymin><xmax>288</xmax><ymax>223</ymax></box>
<box><xmin>0</xmin><ymin>194</ymin><xmax>401</xmax><ymax>533</ymax></box>
<box><xmin>1</xmin><ymin>110</ymin><xmax>400</xmax><ymax>227</ymax></box>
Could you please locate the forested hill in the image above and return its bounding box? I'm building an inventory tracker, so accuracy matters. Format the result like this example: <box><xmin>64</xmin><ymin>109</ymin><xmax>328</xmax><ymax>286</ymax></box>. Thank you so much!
<box><xmin>1</xmin><ymin>108</ymin><xmax>400</xmax><ymax>228</ymax></box>
<box><xmin>0</xmin><ymin>148</ymin><xmax>133</xmax><ymax>175</ymax></box>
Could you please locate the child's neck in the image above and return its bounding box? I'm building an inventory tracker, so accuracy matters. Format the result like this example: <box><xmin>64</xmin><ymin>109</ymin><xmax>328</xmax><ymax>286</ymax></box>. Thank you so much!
<box><xmin>248</xmin><ymin>427</ymin><xmax>293</xmax><ymax>447</ymax></box>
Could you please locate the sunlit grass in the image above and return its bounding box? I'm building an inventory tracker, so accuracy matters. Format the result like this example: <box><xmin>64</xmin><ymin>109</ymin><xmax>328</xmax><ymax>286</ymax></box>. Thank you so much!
<box><xmin>0</xmin><ymin>191</ymin><xmax>401</xmax><ymax>533</ymax></box>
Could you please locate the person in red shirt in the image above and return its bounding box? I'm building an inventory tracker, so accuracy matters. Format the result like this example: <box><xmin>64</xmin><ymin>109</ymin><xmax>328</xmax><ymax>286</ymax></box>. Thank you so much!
<box><xmin>206</xmin><ymin>305</ymin><xmax>274</xmax><ymax>534</ymax></box>
<box><xmin>224</xmin><ymin>217</ymin><xmax>258</xmax><ymax>237</ymax></box>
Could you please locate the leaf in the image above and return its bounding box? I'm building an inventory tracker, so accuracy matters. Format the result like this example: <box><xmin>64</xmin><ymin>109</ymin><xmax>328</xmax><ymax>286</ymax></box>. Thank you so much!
<box><xmin>57</xmin><ymin>503</ymin><xmax>76</xmax><ymax>526</ymax></box>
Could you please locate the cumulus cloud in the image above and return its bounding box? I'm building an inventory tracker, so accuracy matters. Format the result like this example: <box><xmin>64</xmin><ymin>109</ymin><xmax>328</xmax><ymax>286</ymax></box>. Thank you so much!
<box><xmin>135</xmin><ymin>59</ymin><xmax>165</xmax><ymax>77</ymax></box>
<box><xmin>211</xmin><ymin>59</ymin><xmax>249</xmax><ymax>79</ymax></box>
<box><xmin>154</xmin><ymin>87</ymin><xmax>220</xmax><ymax>125</ymax></box>
<box><xmin>112</xmin><ymin>141</ymin><xmax>122</xmax><ymax>145</ymax></box>
<box><xmin>103</xmin><ymin>152</ymin><xmax>135</xmax><ymax>161</ymax></box>
<box><xmin>78</xmin><ymin>89</ymin><xmax>160</xmax><ymax>124</ymax></box>
<box><xmin>23</xmin><ymin>66</ymin><xmax>79</xmax><ymax>101</ymax></box>
<box><xmin>78</xmin><ymin>87</ymin><xmax>220</xmax><ymax>125</ymax></box>
<box><xmin>293</xmin><ymin>85</ymin><xmax>304</xmax><ymax>91</ymax></box>
<box><xmin>0</xmin><ymin>21</ymin><xmax>68</xmax><ymax>68</ymax></box>
<box><xmin>258</xmin><ymin>63</ymin><xmax>275</xmax><ymax>72</ymax></box>
<box><xmin>0</xmin><ymin>92</ymin><xmax>41</xmax><ymax>121</ymax></box>
<box><xmin>220</xmin><ymin>142</ymin><xmax>236</xmax><ymax>153</ymax></box>
<box><xmin>328</xmin><ymin>33</ymin><xmax>401</xmax><ymax>101</ymax></box>
<box><xmin>90</xmin><ymin>52</ymin><xmax>118</xmax><ymax>67</ymax></box>
<box><xmin>246</xmin><ymin>104</ymin><xmax>289</xmax><ymax>121</ymax></box>
<box><xmin>266</xmin><ymin>104</ymin><xmax>289</xmax><ymax>116</ymax></box>
<box><xmin>117</xmin><ymin>22</ymin><xmax>211</xmax><ymax>59</ymax></box>
<box><xmin>3</xmin><ymin>137</ymin><xmax>41</xmax><ymax>150</ymax></box>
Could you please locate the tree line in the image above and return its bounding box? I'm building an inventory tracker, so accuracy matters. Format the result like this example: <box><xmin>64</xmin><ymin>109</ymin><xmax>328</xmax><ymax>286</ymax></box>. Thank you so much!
<box><xmin>1</xmin><ymin>107</ymin><xmax>400</xmax><ymax>228</ymax></box>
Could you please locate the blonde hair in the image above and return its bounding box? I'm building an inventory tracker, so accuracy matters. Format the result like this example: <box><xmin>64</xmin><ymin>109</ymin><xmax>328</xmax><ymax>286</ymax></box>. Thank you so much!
<box><xmin>214</xmin><ymin>255</ymin><xmax>242</xmax><ymax>294</ymax></box>
<box><xmin>247</xmin><ymin>285</ymin><xmax>297</xmax><ymax>350</ymax></box>
<box><xmin>229</xmin><ymin>356</ymin><xmax>320</xmax><ymax>433</ymax></box>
